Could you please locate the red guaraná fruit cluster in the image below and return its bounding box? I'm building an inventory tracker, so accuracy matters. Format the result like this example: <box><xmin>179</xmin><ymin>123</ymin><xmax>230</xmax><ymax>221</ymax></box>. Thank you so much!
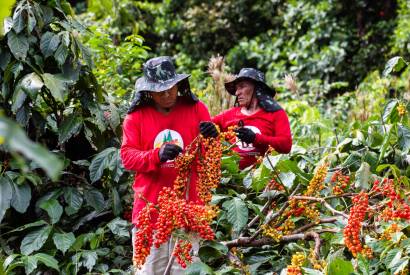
<box><xmin>331</xmin><ymin>170</ymin><xmax>350</xmax><ymax>195</ymax></box>
<box><xmin>372</xmin><ymin>179</ymin><xmax>410</xmax><ymax>220</ymax></box>
<box><xmin>173</xmin><ymin>240</ymin><xmax>193</xmax><ymax>268</ymax></box>
<box><xmin>154</xmin><ymin>187</ymin><xmax>215</xmax><ymax>249</ymax></box>
<box><xmin>344</xmin><ymin>192</ymin><xmax>368</xmax><ymax>257</ymax></box>
<box><xmin>133</xmin><ymin>203</ymin><xmax>157</xmax><ymax>268</ymax></box>
<box><xmin>197</xmin><ymin>137</ymin><xmax>222</xmax><ymax>203</ymax></box>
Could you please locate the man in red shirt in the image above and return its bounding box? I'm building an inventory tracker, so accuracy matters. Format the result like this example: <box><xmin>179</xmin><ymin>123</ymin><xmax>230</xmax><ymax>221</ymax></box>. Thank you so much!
<box><xmin>210</xmin><ymin>68</ymin><xmax>292</xmax><ymax>169</ymax></box>
<box><xmin>120</xmin><ymin>56</ymin><xmax>215</xmax><ymax>274</ymax></box>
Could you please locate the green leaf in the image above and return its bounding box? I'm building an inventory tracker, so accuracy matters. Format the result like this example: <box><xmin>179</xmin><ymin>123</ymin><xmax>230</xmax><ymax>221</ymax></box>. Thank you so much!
<box><xmin>40</xmin><ymin>199</ymin><xmax>63</xmax><ymax>224</ymax></box>
<box><xmin>383</xmin><ymin>56</ymin><xmax>408</xmax><ymax>77</ymax></box>
<box><xmin>33</xmin><ymin>253</ymin><xmax>59</xmax><ymax>271</ymax></box>
<box><xmin>89</xmin><ymin>147</ymin><xmax>117</xmax><ymax>183</ymax></box>
<box><xmin>26</xmin><ymin>7</ymin><xmax>36</xmax><ymax>33</ymax></box>
<box><xmin>6</xmin><ymin>220</ymin><xmax>48</xmax><ymax>234</ymax></box>
<box><xmin>10</xmin><ymin>181</ymin><xmax>31</xmax><ymax>213</ymax></box>
<box><xmin>390</xmin><ymin>258</ymin><xmax>409</xmax><ymax>274</ymax></box>
<box><xmin>398</xmin><ymin>124</ymin><xmax>410</xmax><ymax>153</ymax></box>
<box><xmin>53</xmin><ymin>232</ymin><xmax>75</xmax><ymax>254</ymax></box>
<box><xmin>12</xmin><ymin>5</ymin><xmax>25</xmax><ymax>33</ymax></box>
<box><xmin>11</xmin><ymin>84</ymin><xmax>27</xmax><ymax>112</ymax></box>
<box><xmin>0</xmin><ymin>177</ymin><xmax>13</xmax><ymax>223</ymax></box>
<box><xmin>82</xmin><ymin>251</ymin><xmax>97</xmax><ymax>272</ymax></box>
<box><xmin>222</xmin><ymin>197</ymin><xmax>248</xmax><ymax>234</ymax></box>
<box><xmin>184</xmin><ymin>261</ymin><xmax>214</xmax><ymax>275</ymax></box>
<box><xmin>198</xmin><ymin>241</ymin><xmax>228</xmax><ymax>263</ymax></box>
<box><xmin>20</xmin><ymin>225</ymin><xmax>52</xmax><ymax>255</ymax></box>
<box><xmin>63</xmin><ymin>187</ymin><xmax>83</xmax><ymax>216</ymax></box>
<box><xmin>278</xmin><ymin>172</ymin><xmax>296</xmax><ymax>190</ymax></box>
<box><xmin>111</xmin><ymin>187</ymin><xmax>122</xmax><ymax>216</ymax></box>
<box><xmin>382</xmin><ymin>99</ymin><xmax>399</xmax><ymax>123</ymax></box>
<box><xmin>54</xmin><ymin>43</ymin><xmax>68</xmax><ymax>66</ymax></box>
<box><xmin>15</xmin><ymin>73</ymin><xmax>44</xmax><ymax>99</ymax></box>
<box><xmin>354</xmin><ymin>162</ymin><xmax>371</xmax><ymax>190</ymax></box>
<box><xmin>302</xmin><ymin>268</ymin><xmax>324</xmax><ymax>275</ymax></box>
<box><xmin>42</xmin><ymin>73</ymin><xmax>66</xmax><ymax>102</ymax></box>
<box><xmin>107</xmin><ymin>218</ymin><xmax>129</xmax><ymax>237</ymax></box>
<box><xmin>22</xmin><ymin>255</ymin><xmax>38</xmax><ymax>274</ymax></box>
<box><xmin>7</xmin><ymin>31</ymin><xmax>29</xmax><ymax>60</ymax></box>
<box><xmin>327</xmin><ymin>258</ymin><xmax>354</xmax><ymax>275</ymax></box>
<box><xmin>84</xmin><ymin>189</ymin><xmax>105</xmax><ymax>211</ymax></box>
<box><xmin>58</xmin><ymin>113</ymin><xmax>83</xmax><ymax>144</ymax></box>
<box><xmin>357</xmin><ymin>254</ymin><xmax>370</xmax><ymax>275</ymax></box>
<box><xmin>383</xmin><ymin>248</ymin><xmax>402</xmax><ymax>268</ymax></box>
<box><xmin>386</xmin><ymin>249</ymin><xmax>402</xmax><ymax>269</ymax></box>
<box><xmin>40</xmin><ymin>32</ymin><xmax>60</xmax><ymax>58</ymax></box>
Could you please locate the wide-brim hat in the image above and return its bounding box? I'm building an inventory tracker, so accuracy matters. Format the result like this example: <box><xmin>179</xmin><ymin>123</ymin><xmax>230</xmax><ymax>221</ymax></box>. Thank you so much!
<box><xmin>225</xmin><ymin>68</ymin><xmax>276</xmax><ymax>96</ymax></box>
<box><xmin>135</xmin><ymin>56</ymin><xmax>190</xmax><ymax>93</ymax></box>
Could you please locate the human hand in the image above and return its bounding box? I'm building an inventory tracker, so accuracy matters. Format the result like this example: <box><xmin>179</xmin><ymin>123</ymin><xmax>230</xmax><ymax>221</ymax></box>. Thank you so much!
<box><xmin>234</xmin><ymin>127</ymin><xmax>256</xmax><ymax>144</ymax></box>
<box><xmin>199</xmin><ymin>121</ymin><xmax>218</xmax><ymax>138</ymax></box>
<box><xmin>158</xmin><ymin>143</ymin><xmax>182</xmax><ymax>162</ymax></box>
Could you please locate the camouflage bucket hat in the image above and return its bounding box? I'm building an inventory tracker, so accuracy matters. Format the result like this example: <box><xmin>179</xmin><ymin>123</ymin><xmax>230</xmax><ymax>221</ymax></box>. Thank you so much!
<box><xmin>135</xmin><ymin>56</ymin><xmax>190</xmax><ymax>93</ymax></box>
<box><xmin>225</xmin><ymin>68</ymin><xmax>276</xmax><ymax>96</ymax></box>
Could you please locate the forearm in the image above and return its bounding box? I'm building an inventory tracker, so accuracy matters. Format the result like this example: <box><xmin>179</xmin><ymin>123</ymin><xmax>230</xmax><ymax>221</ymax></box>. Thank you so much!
<box><xmin>254</xmin><ymin>134</ymin><xmax>292</xmax><ymax>154</ymax></box>
<box><xmin>120</xmin><ymin>146</ymin><xmax>161</xmax><ymax>172</ymax></box>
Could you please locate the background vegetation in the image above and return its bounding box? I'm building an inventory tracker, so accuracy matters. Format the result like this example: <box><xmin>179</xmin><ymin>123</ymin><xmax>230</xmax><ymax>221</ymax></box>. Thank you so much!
<box><xmin>0</xmin><ymin>0</ymin><xmax>409</xmax><ymax>274</ymax></box>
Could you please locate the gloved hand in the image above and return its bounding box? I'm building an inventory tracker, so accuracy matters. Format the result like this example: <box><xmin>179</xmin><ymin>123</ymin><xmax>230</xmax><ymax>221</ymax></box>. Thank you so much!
<box><xmin>234</xmin><ymin>127</ymin><xmax>256</xmax><ymax>144</ymax></box>
<box><xmin>158</xmin><ymin>143</ymin><xmax>182</xmax><ymax>162</ymax></box>
<box><xmin>199</xmin><ymin>121</ymin><xmax>218</xmax><ymax>138</ymax></box>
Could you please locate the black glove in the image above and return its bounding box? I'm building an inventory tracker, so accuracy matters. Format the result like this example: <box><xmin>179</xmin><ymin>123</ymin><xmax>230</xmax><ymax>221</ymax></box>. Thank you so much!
<box><xmin>235</xmin><ymin>127</ymin><xmax>256</xmax><ymax>144</ymax></box>
<box><xmin>199</xmin><ymin>121</ymin><xmax>218</xmax><ymax>138</ymax></box>
<box><xmin>159</xmin><ymin>143</ymin><xmax>182</xmax><ymax>162</ymax></box>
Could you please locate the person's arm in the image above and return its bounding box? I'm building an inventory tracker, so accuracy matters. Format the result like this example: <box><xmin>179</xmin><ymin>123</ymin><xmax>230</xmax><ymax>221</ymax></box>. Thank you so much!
<box><xmin>253</xmin><ymin>110</ymin><xmax>292</xmax><ymax>153</ymax></box>
<box><xmin>120</xmin><ymin>114</ymin><xmax>161</xmax><ymax>172</ymax></box>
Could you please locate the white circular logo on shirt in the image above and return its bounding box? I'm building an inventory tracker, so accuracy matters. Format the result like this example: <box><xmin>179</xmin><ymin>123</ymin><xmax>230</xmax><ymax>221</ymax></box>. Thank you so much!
<box><xmin>153</xmin><ymin>129</ymin><xmax>184</xmax><ymax>149</ymax></box>
<box><xmin>236</xmin><ymin>125</ymin><xmax>261</xmax><ymax>151</ymax></box>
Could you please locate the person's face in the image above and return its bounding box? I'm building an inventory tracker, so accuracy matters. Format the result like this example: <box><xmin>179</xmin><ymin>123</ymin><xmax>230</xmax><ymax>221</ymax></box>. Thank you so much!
<box><xmin>150</xmin><ymin>85</ymin><xmax>178</xmax><ymax>109</ymax></box>
<box><xmin>235</xmin><ymin>80</ymin><xmax>255</xmax><ymax>107</ymax></box>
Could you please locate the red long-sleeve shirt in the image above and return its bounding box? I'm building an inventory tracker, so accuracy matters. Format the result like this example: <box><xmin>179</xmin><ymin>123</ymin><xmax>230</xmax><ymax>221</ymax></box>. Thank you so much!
<box><xmin>213</xmin><ymin>107</ymin><xmax>292</xmax><ymax>169</ymax></box>
<box><xmin>120</xmin><ymin>99</ymin><xmax>211</xmax><ymax>225</ymax></box>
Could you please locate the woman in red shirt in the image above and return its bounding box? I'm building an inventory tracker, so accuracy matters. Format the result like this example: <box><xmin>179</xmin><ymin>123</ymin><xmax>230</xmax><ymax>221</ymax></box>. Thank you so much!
<box><xmin>120</xmin><ymin>56</ymin><xmax>215</xmax><ymax>274</ymax></box>
<box><xmin>211</xmin><ymin>68</ymin><xmax>292</xmax><ymax>169</ymax></box>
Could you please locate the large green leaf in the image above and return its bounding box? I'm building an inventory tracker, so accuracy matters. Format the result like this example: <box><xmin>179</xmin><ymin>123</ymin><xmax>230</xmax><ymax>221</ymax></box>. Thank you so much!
<box><xmin>20</xmin><ymin>225</ymin><xmax>52</xmax><ymax>255</ymax></box>
<box><xmin>58</xmin><ymin>113</ymin><xmax>83</xmax><ymax>144</ymax></box>
<box><xmin>383</xmin><ymin>56</ymin><xmax>408</xmax><ymax>77</ymax></box>
<box><xmin>22</xmin><ymin>255</ymin><xmax>38</xmax><ymax>274</ymax></box>
<box><xmin>0</xmin><ymin>177</ymin><xmax>13</xmax><ymax>223</ymax></box>
<box><xmin>52</xmin><ymin>232</ymin><xmax>75</xmax><ymax>254</ymax></box>
<box><xmin>40</xmin><ymin>32</ymin><xmax>60</xmax><ymax>58</ymax></box>
<box><xmin>107</xmin><ymin>218</ymin><xmax>129</xmax><ymax>237</ymax></box>
<box><xmin>111</xmin><ymin>187</ymin><xmax>122</xmax><ymax>216</ymax></box>
<box><xmin>63</xmin><ymin>187</ymin><xmax>83</xmax><ymax>216</ymax></box>
<box><xmin>33</xmin><ymin>253</ymin><xmax>59</xmax><ymax>272</ymax></box>
<box><xmin>11</xmin><ymin>85</ymin><xmax>27</xmax><ymax>113</ymax></box>
<box><xmin>398</xmin><ymin>124</ymin><xmax>410</xmax><ymax>153</ymax></box>
<box><xmin>15</xmin><ymin>73</ymin><xmax>44</xmax><ymax>99</ymax></box>
<box><xmin>222</xmin><ymin>197</ymin><xmax>248</xmax><ymax>234</ymax></box>
<box><xmin>40</xmin><ymin>199</ymin><xmax>63</xmax><ymax>224</ymax></box>
<box><xmin>82</xmin><ymin>251</ymin><xmax>97</xmax><ymax>272</ymax></box>
<box><xmin>7</xmin><ymin>31</ymin><xmax>28</xmax><ymax>60</ymax></box>
<box><xmin>12</xmin><ymin>3</ymin><xmax>25</xmax><ymax>33</ymax></box>
<box><xmin>89</xmin><ymin>147</ymin><xmax>117</xmax><ymax>183</ymax></box>
<box><xmin>382</xmin><ymin>99</ymin><xmax>399</xmax><ymax>123</ymax></box>
<box><xmin>327</xmin><ymin>258</ymin><xmax>354</xmax><ymax>275</ymax></box>
<box><xmin>10</xmin><ymin>180</ymin><xmax>31</xmax><ymax>213</ymax></box>
<box><xmin>184</xmin><ymin>261</ymin><xmax>215</xmax><ymax>275</ymax></box>
<box><xmin>42</xmin><ymin>73</ymin><xmax>66</xmax><ymax>102</ymax></box>
<box><xmin>54</xmin><ymin>43</ymin><xmax>68</xmax><ymax>66</ymax></box>
<box><xmin>198</xmin><ymin>241</ymin><xmax>228</xmax><ymax>263</ymax></box>
<box><xmin>354</xmin><ymin>162</ymin><xmax>371</xmax><ymax>190</ymax></box>
<box><xmin>0</xmin><ymin>116</ymin><xmax>63</xmax><ymax>180</ymax></box>
<box><xmin>84</xmin><ymin>189</ymin><xmax>105</xmax><ymax>212</ymax></box>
